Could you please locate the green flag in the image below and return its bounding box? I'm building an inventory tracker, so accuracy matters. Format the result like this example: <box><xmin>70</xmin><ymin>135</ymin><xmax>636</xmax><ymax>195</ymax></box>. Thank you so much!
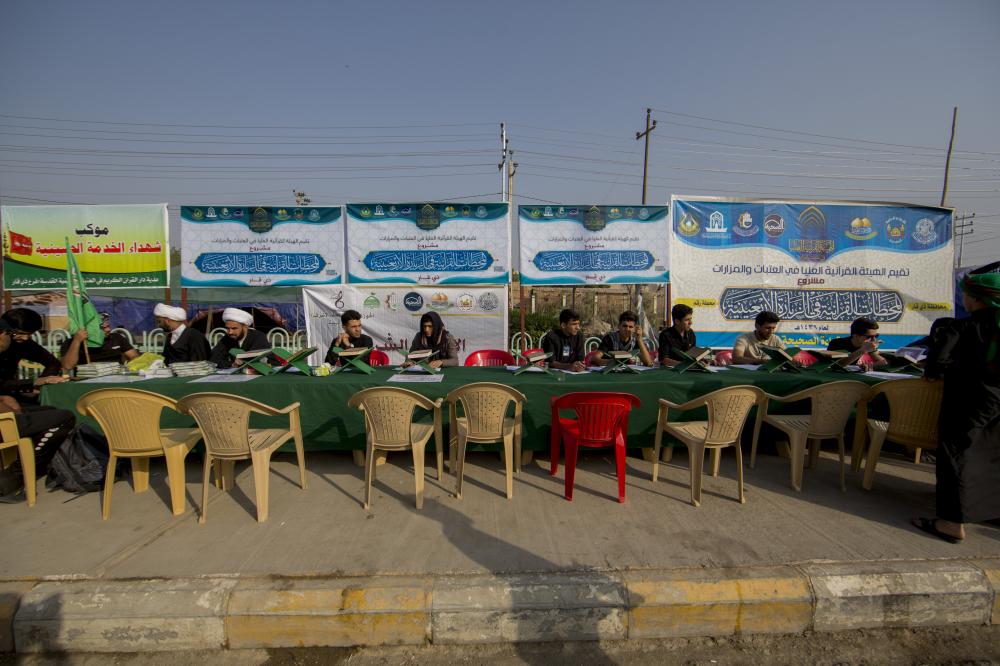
<box><xmin>65</xmin><ymin>238</ymin><xmax>105</xmax><ymax>348</ymax></box>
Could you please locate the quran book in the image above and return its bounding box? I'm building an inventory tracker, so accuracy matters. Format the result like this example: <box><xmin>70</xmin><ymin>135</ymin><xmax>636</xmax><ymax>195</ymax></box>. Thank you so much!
<box><xmin>760</xmin><ymin>346</ymin><xmax>799</xmax><ymax>363</ymax></box>
<box><xmin>687</xmin><ymin>347</ymin><xmax>712</xmax><ymax>363</ymax></box>
<box><xmin>230</xmin><ymin>348</ymin><xmax>270</xmax><ymax>361</ymax></box>
<box><xmin>893</xmin><ymin>346</ymin><xmax>927</xmax><ymax>363</ymax></box>
<box><xmin>604</xmin><ymin>350</ymin><xmax>634</xmax><ymax>361</ymax></box>
<box><xmin>405</xmin><ymin>348</ymin><xmax>438</xmax><ymax>361</ymax></box>
<box><xmin>334</xmin><ymin>346</ymin><xmax>371</xmax><ymax>358</ymax></box>
<box><xmin>810</xmin><ymin>350</ymin><xmax>849</xmax><ymax>360</ymax></box>
<box><xmin>522</xmin><ymin>351</ymin><xmax>550</xmax><ymax>364</ymax></box>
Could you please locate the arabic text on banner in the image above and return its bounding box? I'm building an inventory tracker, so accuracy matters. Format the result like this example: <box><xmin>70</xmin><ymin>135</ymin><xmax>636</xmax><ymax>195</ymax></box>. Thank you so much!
<box><xmin>302</xmin><ymin>285</ymin><xmax>508</xmax><ymax>366</ymax></box>
<box><xmin>518</xmin><ymin>204</ymin><xmax>669</xmax><ymax>285</ymax></box>
<box><xmin>345</xmin><ymin>203</ymin><xmax>509</xmax><ymax>285</ymax></box>
<box><xmin>669</xmin><ymin>196</ymin><xmax>954</xmax><ymax>349</ymax></box>
<box><xmin>180</xmin><ymin>205</ymin><xmax>344</xmax><ymax>287</ymax></box>
<box><xmin>2</xmin><ymin>204</ymin><xmax>169</xmax><ymax>290</ymax></box>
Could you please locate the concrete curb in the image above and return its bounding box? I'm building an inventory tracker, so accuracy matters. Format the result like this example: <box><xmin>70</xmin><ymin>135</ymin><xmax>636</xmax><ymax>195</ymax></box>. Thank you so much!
<box><xmin>4</xmin><ymin>559</ymin><xmax>998</xmax><ymax>652</ymax></box>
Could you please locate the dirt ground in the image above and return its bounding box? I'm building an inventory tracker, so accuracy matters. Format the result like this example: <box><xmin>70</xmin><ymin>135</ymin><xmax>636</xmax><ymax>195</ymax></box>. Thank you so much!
<box><xmin>4</xmin><ymin>625</ymin><xmax>1000</xmax><ymax>665</ymax></box>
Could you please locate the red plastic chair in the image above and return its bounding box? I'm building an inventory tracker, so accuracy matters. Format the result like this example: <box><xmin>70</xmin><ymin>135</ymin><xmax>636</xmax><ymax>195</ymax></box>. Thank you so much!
<box><xmin>713</xmin><ymin>350</ymin><xmax>733</xmax><ymax>365</ymax></box>
<box><xmin>584</xmin><ymin>350</ymin><xmax>603</xmax><ymax>366</ymax></box>
<box><xmin>794</xmin><ymin>350</ymin><xmax>818</xmax><ymax>367</ymax></box>
<box><xmin>518</xmin><ymin>348</ymin><xmax>546</xmax><ymax>366</ymax></box>
<box><xmin>464</xmin><ymin>349</ymin><xmax>516</xmax><ymax>367</ymax></box>
<box><xmin>369</xmin><ymin>349</ymin><xmax>390</xmax><ymax>367</ymax></box>
<box><xmin>549</xmin><ymin>392</ymin><xmax>641</xmax><ymax>503</ymax></box>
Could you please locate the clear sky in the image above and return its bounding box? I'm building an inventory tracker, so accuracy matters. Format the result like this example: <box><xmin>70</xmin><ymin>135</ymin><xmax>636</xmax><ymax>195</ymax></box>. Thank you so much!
<box><xmin>1</xmin><ymin>0</ymin><xmax>997</xmax><ymax>266</ymax></box>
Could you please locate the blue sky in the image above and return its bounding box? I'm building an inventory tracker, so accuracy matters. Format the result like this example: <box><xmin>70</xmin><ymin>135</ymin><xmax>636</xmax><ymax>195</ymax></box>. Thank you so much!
<box><xmin>1</xmin><ymin>0</ymin><xmax>997</xmax><ymax>266</ymax></box>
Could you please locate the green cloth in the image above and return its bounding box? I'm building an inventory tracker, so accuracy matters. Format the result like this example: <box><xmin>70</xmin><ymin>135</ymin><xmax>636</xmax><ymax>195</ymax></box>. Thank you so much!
<box><xmin>42</xmin><ymin>367</ymin><xmax>884</xmax><ymax>453</ymax></box>
<box><xmin>962</xmin><ymin>262</ymin><xmax>1000</xmax><ymax>359</ymax></box>
<box><xmin>65</xmin><ymin>238</ymin><xmax>105</xmax><ymax>349</ymax></box>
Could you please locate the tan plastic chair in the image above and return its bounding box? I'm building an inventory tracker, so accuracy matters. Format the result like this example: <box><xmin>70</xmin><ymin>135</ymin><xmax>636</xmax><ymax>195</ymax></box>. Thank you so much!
<box><xmin>445</xmin><ymin>382</ymin><xmax>525</xmax><ymax>500</ymax></box>
<box><xmin>176</xmin><ymin>393</ymin><xmax>307</xmax><ymax>524</ymax></box>
<box><xmin>347</xmin><ymin>387</ymin><xmax>443</xmax><ymax>510</ymax></box>
<box><xmin>750</xmin><ymin>380</ymin><xmax>869</xmax><ymax>492</ymax></box>
<box><xmin>850</xmin><ymin>378</ymin><xmax>943</xmax><ymax>490</ymax></box>
<box><xmin>0</xmin><ymin>412</ymin><xmax>36</xmax><ymax>507</ymax></box>
<box><xmin>651</xmin><ymin>385</ymin><xmax>765</xmax><ymax>506</ymax></box>
<box><xmin>76</xmin><ymin>388</ymin><xmax>202</xmax><ymax>519</ymax></box>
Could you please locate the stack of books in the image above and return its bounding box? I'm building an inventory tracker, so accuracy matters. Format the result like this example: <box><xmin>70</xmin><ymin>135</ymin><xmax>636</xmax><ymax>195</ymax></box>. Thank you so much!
<box><xmin>170</xmin><ymin>361</ymin><xmax>217</xmax><ymax>377</ymax></box>
<box><xmin>75</xmin><ymin>362</ymin><xmax>121</xmax><ymax>379</ymax></box>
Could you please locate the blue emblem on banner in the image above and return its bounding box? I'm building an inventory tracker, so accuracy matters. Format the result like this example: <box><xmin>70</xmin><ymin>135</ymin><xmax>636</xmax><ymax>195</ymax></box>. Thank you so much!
<box><xmin>362</xmin><ymin>250</ymin><xmax>493</xmax><ymax>272</ymax></box>
<box><xmin>532</xmin><ymin>250</ymin><xmax>654</xmax><ymax>272</ymax></box>
<box><xmin>195</xmin><ymin>253</ymin><xmax>325</xmax><ymax>274</ymax></box>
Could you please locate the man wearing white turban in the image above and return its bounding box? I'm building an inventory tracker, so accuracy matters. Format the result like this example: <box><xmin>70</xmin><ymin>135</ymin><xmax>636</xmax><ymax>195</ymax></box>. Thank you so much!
<box><xmin>154</xmin><ymin>303</ymin><xmax>211</xmax><ymax>365</ymax></box>
<box><xmin>210</xmin><ymin>308</ymin><xmax>271</xmax><ymax>369</ymax></box>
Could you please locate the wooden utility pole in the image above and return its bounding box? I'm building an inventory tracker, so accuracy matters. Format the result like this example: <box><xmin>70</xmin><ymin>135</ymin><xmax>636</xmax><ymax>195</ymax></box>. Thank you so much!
<box><xmin>633</xmin><ymin>108</ymin><xmax>658</xmax><ymax>316</ymax></box>
<box><xmin>940</xmin><ymin>106</ymin><xmax>958</xmax><ymax>207</ymax></box>
<box><xmin>507</xmin><ymin>151</ymin><xmax>525</xmax><ymax>352</ymax></box>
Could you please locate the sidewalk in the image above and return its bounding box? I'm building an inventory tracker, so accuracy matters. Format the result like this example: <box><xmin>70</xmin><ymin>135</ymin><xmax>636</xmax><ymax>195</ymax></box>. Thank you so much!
<box><xmin>1</xmin><ymin>446</ymin><xmax>998</xmax><ymax>651</ymax></box>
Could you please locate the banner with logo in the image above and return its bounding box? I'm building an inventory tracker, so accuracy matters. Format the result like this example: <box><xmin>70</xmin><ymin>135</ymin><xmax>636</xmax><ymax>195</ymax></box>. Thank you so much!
<box><xmin>344</xmin><ymin>203</ymin><xmax>509</xmax><ymax>285</ymax></box>
<box><xmin>302</xmin><ymin>285</ymin><xmax>508</xmax><ymax>366</ymax></box>
<box><xmin>180</xmin><ymin>205</ymin><xmax>343</xmax><ymax>287</ymax></box>
<box><xmin>2</xmin><ymin>204</ymin><xmax>169</xmax><ymax>289</ymax></box>
<box><xmin>517</xmin><ymin>204</ymin><xmax>669</xmax><ymax>285</ymax></box>
<box><xmin>670</xmin><ymin>196</ymin><xmax>954</xmax><ymax>348</ymax></box>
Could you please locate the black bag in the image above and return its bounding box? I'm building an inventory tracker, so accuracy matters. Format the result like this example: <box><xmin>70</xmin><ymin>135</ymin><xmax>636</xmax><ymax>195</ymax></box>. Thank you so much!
<box><xmin>45</xmin><ymin>424</ymin><xmax>112</xmax><ymax>494</ymax></box>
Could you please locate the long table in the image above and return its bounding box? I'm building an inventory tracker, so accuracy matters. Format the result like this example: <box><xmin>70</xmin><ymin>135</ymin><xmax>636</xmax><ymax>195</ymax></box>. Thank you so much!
<box><xmin>41</xmin><ymin>366</ymin><xmax>887</xmax><ymax>453</ymax></box>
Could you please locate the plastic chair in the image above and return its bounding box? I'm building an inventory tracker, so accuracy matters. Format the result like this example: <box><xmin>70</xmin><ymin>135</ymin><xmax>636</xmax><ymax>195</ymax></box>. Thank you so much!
<box><xmin>176</xmin><ymin>393</ymin><xmax>307</xmax><ymax>524</ymax></box>
<box><xmin>445</xmin><ymin>382</ymin><xmax>525</xmax><ymax>499</ymax></box>
<box><xmin>464</xmin><ymin>350</ymin><xmax>516</xmax><ymax>367</ymax></box>
<box><xmin>651</xmin><ymin>385</ymin><xmax>765</xmax><ymax>506</ymax></box>
<box><xmin>347</xmin><ymin>387</ymin><xmax>443</xmax><ymax>509</ymax></box>
<box><xmin>76</xmin><ymin>389</ymin><xmax>202</xmax><ymax>519</ymax></box>
<box><xmin>852</xmin><ymin>379</ymin><xmax>943</xmax><ymax>490</ymax></box>
<box><xmin>0</xmin><ymin>412</ymin><xmax>36</xmax><ymax>507</ymax></box>
<box><xmin>751</xmin><ymin>381</ymin><xmax>869</xmax><ymax>492</ymax></box>
<box><xmin>369</xmin><ymin>349</ymin><xmax>390</xmax><ymax>367</ymax></box>
<box><xmin>793</xmin><ymin>351</ymin><xmax>818</xmax><ymax>367</ymax></box>
<box><xmin>584</xmin><ymin>350</ymin><xmax>603</xmax><ymax>366</ymax></box>
<box><xmin>713</xmin><ymin>350</ymin><xmax>733</xmax><ymax>365</ymax></box>
<box><xmin>549</xmin><ymin>392</ymin><xmax>641</xmax><ymax>502</ymax></box>
<box><xmin>518</xmin><ymin>348</ymin><xmax>546</xmax><ymax>366</ymax></box>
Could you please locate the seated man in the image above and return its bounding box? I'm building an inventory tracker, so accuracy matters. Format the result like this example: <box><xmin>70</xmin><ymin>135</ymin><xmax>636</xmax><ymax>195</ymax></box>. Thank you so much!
<box><xmin>154</xmin><ymin>303</ymin><xmax>211</xmax><ymax>365</ymax></box>
<box><xmin>0</xmin><ymin>308</ymin><xmax>66</xmax><ymax>400</ymax></box>
<box><xmin>827</xmin><ymin>317</ymin><xmax>888</xmax><ymax>369</ymax></box>
<box><xmin>539</xmin><ymin>308</ymin><xmax>586</xmax><ymax>372</ymax></box>
<box><xmin>61</xmin><ymin>312</ymin><xmax>140</xmax><ymax>371</ymax></box>
<box><xmin>210</xmin><ymin>308</ymin><xmax>271</xmax><ymax>369</ymax></box>
<box><xmin>324</xmin><ymin>309</ymin><xmax>374</xmax><ymax>366</ymax></box>
<box><xmin>731</xmin><ymin>310</ymin><xmax>786</xmax><ymax>365</ymax></box>
<box><xmin>594</xmin><ymin>310</ymin><xmax>653</xmax><ymax>366</ymax></box>
<box><xmin>0</xmin><ymin>319</ymin><xmax>75</xmax><ymax>504</ymax></box>
<box><xmin>658</xmin><ymin>304</ymin><xmax>696</xmax><ymax>367</ymax></box>
<box><xmin>906</xmin><ymin>317</ymin><xmax>955</xmax><ymax>350</ymax></box>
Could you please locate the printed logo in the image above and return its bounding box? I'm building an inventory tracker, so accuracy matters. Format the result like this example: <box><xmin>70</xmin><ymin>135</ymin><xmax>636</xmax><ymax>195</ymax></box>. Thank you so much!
<box><xmin>556</xmin><ymin>206</ymin><xmax>566</xmax><ymax>217</ymax></box>
<box><xmin>475</xmin><ymin>206</ymin><xmax>487</xmax><ymax>218</ymax></box>
<box><xmin>543</xmin><ymin>206</ymin><xmax>553</xmax><ymax>217</ymax></box>
<box><xmin>792</xmin><ymin>206</ymin><xmax>833</xmax><ymax>261</ymax></box>
<box><xmin>732</xmin><ymin>211</ymin><xmax>759</xmax><ymax>237</ymax></box>
<box><xmin>456</xmin><ymin>293</ymin><xmax>475</xmax><ymax>311</ymax></box>
<box><xmin>763</xmin><ymin>214</ymin><xmax>785</xmax><ymax>238</ymax></box>
<box><xmin>363</xmin><ymin>293</ymin><xmax>381</xmax><ymax>310</ymax></box>
<box><xmin>359</xmin><ymin>207</ymin><xmax>372</xmax><ymax>218</ymax></box>
<box><xmin>912</xmin><ymin>218</ymin><xmax>937</xmax><ymax>245</ymax></box>
<box><xmin>638</xmin><ymin>208</ymin><xmax>649</xmax><ymax>220</ymax></box>
<box><xmin>384</xmin><ymin>292</ymin><xmax>398</xmax><ymax>311</ymax></box>
<box><xmin>442</xmin><ymin>205</ymin><xmax>458</xmax><ymax>218</ymax></box>
<box><xmin>206</xmin><ymin>207</ymin><xmax>217</xmax><ymax>219</ymax></box>
<box><xmin>845</xmin><ymin>216</ymin><xmax>877</xmax><ymax>240</ymax></box>
<box><xmin>403</xmin><ymin>292</ymin><xmax>424</xmax><ymax>312</ymax></box>
<box><xmin>429</xmin><ymin>292</ymin><xmax>450</xmax><ymax>310</ymax></box>
<box><xmin>388</xmin><ymin>205</ymin><xmax>399</xmax><ymax>217</ymax></box>
<box><xmin>417</xmin><ymin>204</ymin><xmax>440</xmax><ymax>230</ymax></box>
<box><xmin>274</xmin><ymin>208</ymin><xmax>290</xmax><ymax>221</ymax></box>
<box><xmin>529</xmin><ymin>208</ymin><xmax>542</xmax><ymax>219</ymax></box>
<box><xmin>232</xmin><ymin>208</ymin><xmax>244</xmax><ymax>219</ymax></box>
<box><xmin>477</xmin><ymin>292</ymin><xmax>499</xmax><ymax>311</ymax></box>
<box><xmin>885</xmin><ymin>216</ymin><xmax>906</xmax><ymax>244</ymax></box>
<box><xmin>625</xmin><ymin>207</ymin><xmax>635</xmax><ymax>218</ymax></box>
<box><xmin>568</xmin><ymin>208</ymin><xmax>579</xmax><ymax>216</ymax></box>
<box><xmin>293</xmin><ymin>208</ymin><xmax>305</xmax><ymax>220</ymax></box>
<box><xmin>400</xmin><ymin>206</ymin><xmax>412</xmax><ymax>215</ymax></box>
<box><xmin>374</xmin><ymin>205</ymin><xmax>385</xmax><ymax>217</ymax></box>
<box><xmin>583</xmin><ymin>206</ymin><xmax>606</xmax><ymax>231</ymax></box>
<box><xmin>704</xmin><ymin>211</ymin><xmax>727</xmax><ymax>233</ymax></box>
<box><xmin>220</xmin><ymin>207</ymin><xmax>232</xmax><ymax>219</ymax></box>
<box><xmin>191</xmin><ymin>208</ymin><xmax>205</xmax><ymax>221</ymax></box>
<box><xmin>608</xmin><ymin>207</ymin><xmax>622</xmax><ymax>219</ymax></box>
<box><xmin>249</xmin><ymin>207</ymin><xmax>273</xmax><ymax>233</ymax></box>
<box><xmin>461</xmin><ymin>206</ymin><xmax>471</xmax><ymax>218</ymax></box>
<box><xmin>307</xmin><ymin>209</ymin><xmax>321</xmax><ymax>222</ymax></box>
<box><xmin>677</xmin><ymin>212</ymin><xmax>700</xmax><ymax>237</ymax></box>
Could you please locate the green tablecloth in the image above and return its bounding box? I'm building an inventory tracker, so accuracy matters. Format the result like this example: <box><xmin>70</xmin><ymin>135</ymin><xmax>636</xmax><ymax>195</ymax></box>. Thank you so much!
<box><xmin>41</xmin><ymin>367</ymin><xmax>886</xmax><ymax>452</ymax></box>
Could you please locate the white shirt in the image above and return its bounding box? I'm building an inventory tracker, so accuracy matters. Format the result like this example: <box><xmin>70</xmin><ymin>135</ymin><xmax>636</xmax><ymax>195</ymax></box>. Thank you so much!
<box><xmin>170</xmin><ymin>323</ymin><xmax>186</xmax><ymax>344</ymax></box>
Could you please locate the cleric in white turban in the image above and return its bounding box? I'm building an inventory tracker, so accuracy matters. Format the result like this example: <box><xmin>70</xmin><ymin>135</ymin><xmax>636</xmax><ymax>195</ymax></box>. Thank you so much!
<box><xmin>209</xmin><ymin>307</ymin><xmax>271</xmax><ymax>369</ymax></box>
<box><xmin>153</xmin><ymin>303</ymin><xmax>211</xmax><ymax>365</ymax></box>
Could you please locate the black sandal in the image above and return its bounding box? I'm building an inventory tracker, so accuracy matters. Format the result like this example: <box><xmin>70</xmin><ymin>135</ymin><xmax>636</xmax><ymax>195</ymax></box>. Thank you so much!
<box><xmin>911</xmin><ymin>517</ymin><xmax>962</xmax><ymax>544</ymax></box>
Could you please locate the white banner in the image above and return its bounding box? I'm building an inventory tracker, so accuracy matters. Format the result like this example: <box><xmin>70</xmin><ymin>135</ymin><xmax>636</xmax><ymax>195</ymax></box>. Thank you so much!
<box><xmin>345</xmin><ymin>203</ymin><xmax>509</xmax><ymax>285</ymax></box>
<box><xmin>303</xmin><ymin>285</ymin><xmax>508</xmax><ymax>365</ymax></box>
<box><xmin>518</xmin><ymin>204</ymin><xmax>670</xmax><ymax>285</ymax></box>
<box><xmin>180</xmin><ymin>205</ymin><xmax>344</xmax><ymax>287</ymax></box>
<box><xmin>669</xmin><ymin>196</ymin><xmax>955</xmax><ymax>349</ymax></box>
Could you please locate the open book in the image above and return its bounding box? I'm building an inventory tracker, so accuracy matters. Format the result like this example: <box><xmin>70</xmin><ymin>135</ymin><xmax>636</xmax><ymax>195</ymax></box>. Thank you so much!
<box><xmin>521</xmin><ymin>350</ymin><xmax>551</xmax><ymax>364</ymax></box>
<box><xmin>603</xmin><ymin>350</ymin><xmax>635</xmax><ymax>361</ymax></box>
<box><xmin>405</xmin><ymin>348</ymin><xmax>438</xmax><ymax>362</ymax></box>
<box><xmin>333</xmin><ymin>346</ymin><xmax>371</xmax><ymax>358</ymax></box>
<box><xmin>230</xmin><ymin>348</ymin><xmax>271</xmax><ymax>362</ymax></box>
<box><xmin>760</xmin><ymin>346</ymin><xmax>801</xmax><ymax>364</ymax></box>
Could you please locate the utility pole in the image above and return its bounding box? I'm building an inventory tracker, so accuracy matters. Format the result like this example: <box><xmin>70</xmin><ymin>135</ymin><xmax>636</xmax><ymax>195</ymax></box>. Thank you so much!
<box><xmin>499</xmin><ymin>123</ymin><xmax>508</xmax><ymax>201</ymax></box>
<box><xmin>506</xmin><ymin>151</ymin><xmax>527</xmax><ymax>351</ymax></box>
<box><xmin>635</xmin><ymin>108</ymin><xmax>657</xmax><ymax>205</ymax></box>
<box><xmin>940</xmin><ymin>106</ymin><xmax>958</xmax><ymax>207</ymax></box>
<box><xmin>954</xmin><ymin>211</ymin><xmax>976</xmax><ymax>269</ymax></box>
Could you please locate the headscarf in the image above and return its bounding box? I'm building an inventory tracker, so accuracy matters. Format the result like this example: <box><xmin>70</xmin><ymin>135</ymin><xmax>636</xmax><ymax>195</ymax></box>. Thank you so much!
<box><xmin>961</xmin><ymin>261</ymin><xmax>1000</xmax><ymax>360</ymax></box>
<box><xmin>222</xmin><ymin>308</ymin><xmax>254</xmax><ymax>326</ymax></box>
<box><xmin>418</xmin><ymin>311</ymin><xmax>447</xmax><ymax>352</ymax></box>
<box><xmin>153</xmin><ymin>303</ymin><xmax>187</xmax><ymax>321</ymax></box>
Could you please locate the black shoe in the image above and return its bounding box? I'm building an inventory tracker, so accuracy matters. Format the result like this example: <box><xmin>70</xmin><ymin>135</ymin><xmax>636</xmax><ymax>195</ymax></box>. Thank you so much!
<box><xmin>0</xmin><ymin>488</ymin><xmax>26</xmax><ymax>504</ymax></box>
<box><xmin>0</xmin><ymin>467</ymin><xmax>24</xmax><ymax>496</ymax></box>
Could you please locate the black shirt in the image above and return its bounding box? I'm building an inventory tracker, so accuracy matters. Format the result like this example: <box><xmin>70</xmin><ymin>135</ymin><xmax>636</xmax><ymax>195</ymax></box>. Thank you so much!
<box><xmin>325</xmin><ymin>332</ymin><xmax>375</xmax><ymax>365</ymax></box>
<box><xmin>827</xmin><ymin>336</ymin><xmax>861</xmax><ymax>353</ymax></box>
<box><xmin>162</xmin><ymin>327</ymin><xmax>212</xmax><ymax>365</ymax></box>
<box><xmin>540</xmin><ymin>328</ymin><xmax>585</xmax><ymax>365</ymax></box>
<box><xmin>658</xmin><ymin>326</ymin><xmax>697</xmax><ymax>362</ymax></box>
<box><xmin>210</xmin><ymin>329</ymin><xmax>272</xmax><ymax>368</ymax></box>
<box><xmin>60</xmin><ymin>332</ymin><xmax>136</xmax><ymax>366</ymax></box>
<box><xmin>0</xmin><ymin>340</ymin><xmax>61</xmax><ymax>394</ymax></box>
